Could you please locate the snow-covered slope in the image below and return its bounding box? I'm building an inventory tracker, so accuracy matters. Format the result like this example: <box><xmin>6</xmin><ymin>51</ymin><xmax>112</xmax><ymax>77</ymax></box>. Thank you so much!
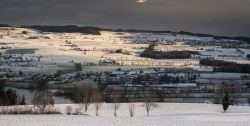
<box><xmin>1</xmin><ymin>103</ymin><xmax>250</xmax><ymax>126</ymax></box>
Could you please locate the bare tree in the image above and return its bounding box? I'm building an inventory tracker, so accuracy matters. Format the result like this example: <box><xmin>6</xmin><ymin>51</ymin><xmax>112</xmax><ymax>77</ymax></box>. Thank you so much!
<box><xmin>72</xmin><ymin>85</ymin><xmax>93</xmax><ymax>112</ymax></box>
<box><xmin>112</xmin><ymin>92</ymin><xmax>121</xmax><ymax>117</ymax></box>
<box><xmin>128</xmin><ymin>96</ymin><xmax>136</xmax><ymax>117</ymax></box>
<box><xmin>142</xmin><ymin>90</ymin><xmax>159</xmax><ymax>116</ymax></box>
<box><xmin>92</xmin><ymin>90</ymin><xmax>103</xmax><ymax>116</ymax></box>
<box><xmin>32</xmin><ymin>79</ymin><xmax>54</xmax><ymax>114</ymax></box>
<box><xmin>32</xmin><ymin>90</ymin><xmax>54</xmax><ymax>113</ymax></box>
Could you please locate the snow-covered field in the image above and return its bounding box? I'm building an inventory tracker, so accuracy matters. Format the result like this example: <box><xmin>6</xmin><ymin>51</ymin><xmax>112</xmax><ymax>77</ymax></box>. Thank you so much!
<box><xmin>1</xmin><ymin>27</ymin><xmax>249</xmax><ymax>73</ymax></box>
<box><xmin>1</xmin><ymin>103</ymin><xmax>250</xmax><ymax>126</ymax></box>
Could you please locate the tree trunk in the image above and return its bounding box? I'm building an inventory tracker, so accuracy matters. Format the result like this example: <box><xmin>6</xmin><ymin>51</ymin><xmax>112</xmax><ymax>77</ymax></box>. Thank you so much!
<box><xmin>96</xmin><ymin>107</ymin><xmax>99</xmax><ymax>116</ymax></box>
<box><xmin>85</xmin><ymin>105</ymin><xmax>88</xmax><ymax>112</ymax></box>
<box><xmin>114</xmin><ymin>109</ymin><xmax>117</xmax><ymax>117</ymax></box>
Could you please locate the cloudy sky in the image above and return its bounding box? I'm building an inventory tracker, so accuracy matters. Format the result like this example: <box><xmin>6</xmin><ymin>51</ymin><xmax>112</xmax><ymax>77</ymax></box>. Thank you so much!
<box><xmin>0</xmin><ymin>0</ymin><xmax>250</xmax><ymax>37</ymax></box>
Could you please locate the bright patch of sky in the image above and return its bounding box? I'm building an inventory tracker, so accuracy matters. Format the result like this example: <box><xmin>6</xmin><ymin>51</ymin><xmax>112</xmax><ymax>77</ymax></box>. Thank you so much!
<box><xmin>136</xmin><ymin>0</ymin><xmax>147</xmax><ymax>3</ymax></box>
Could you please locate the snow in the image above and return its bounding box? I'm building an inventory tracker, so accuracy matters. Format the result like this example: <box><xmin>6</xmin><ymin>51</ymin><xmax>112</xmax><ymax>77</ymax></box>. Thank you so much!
<box><xmin>1</xmin><ymin>103</ymin><xmax>250</xmax><ymax>126</ymax></box>
<box><xmin>1</xmin><ymin>27</ymin><xmax>249</xmax><ymax>74</ymax></box>
<box><xmin>159</xmin><ymin>83</ymin><xmax>197</xmax><ymax>88</ymax></box>
<box><xmin>200</xmin><ymin>73</ymin><xmax>243</xmax><ymax>79</ymax></box>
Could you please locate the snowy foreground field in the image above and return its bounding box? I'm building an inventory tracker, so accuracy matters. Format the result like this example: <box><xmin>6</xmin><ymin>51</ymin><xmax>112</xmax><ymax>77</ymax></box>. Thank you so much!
<box><xmin>1</xmin><ymin>103</ymin><xmax>250</xmax><ymax>126</ymax></box>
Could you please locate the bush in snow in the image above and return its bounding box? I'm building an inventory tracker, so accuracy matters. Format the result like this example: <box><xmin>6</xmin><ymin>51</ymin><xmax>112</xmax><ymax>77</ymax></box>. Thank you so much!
<box><xmin>43</xmin><ymin>106</ymin><xmax>61</xmax><ymax>114</ymax></box>
<box><xmin>0</xmin><ymin>106</ymin><xmax>61</xmax><ymax>115</ymax></box>
<box><xmin>22</xmin><ymin>31</ymin><xmax>28</xmax><ymax>34</ymax></box>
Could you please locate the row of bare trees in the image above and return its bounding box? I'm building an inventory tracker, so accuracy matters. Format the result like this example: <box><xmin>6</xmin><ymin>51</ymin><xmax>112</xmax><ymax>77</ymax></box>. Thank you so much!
<box><xmin>111</xmin><ymin>89</ymin><xmax>158</xmax><ymax>117</ymax></box>
<box><xmin>29</xmin><ymin>79</ymin><xmax>240</xmax><ymax>115</ymax></box>
<box><xmin>28</xmin><ymin>80</ymin><xmax>159</xmax><ymax>116</ymax></box>
<box><xmin>70</xmin><ymin>85</ymin><xmax>159</xmax><ymax>117</ymax></box>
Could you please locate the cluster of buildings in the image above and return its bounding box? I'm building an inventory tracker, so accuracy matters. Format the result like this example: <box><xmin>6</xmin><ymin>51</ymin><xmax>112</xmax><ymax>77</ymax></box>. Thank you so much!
<box><xmin>99</xmin><ymin>68</ymin><xmax>250</xmax><ymax>103</ymax></box>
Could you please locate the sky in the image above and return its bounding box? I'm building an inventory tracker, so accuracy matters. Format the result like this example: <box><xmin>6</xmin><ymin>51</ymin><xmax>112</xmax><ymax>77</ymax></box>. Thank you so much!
<box><xmin>0</xmin><ymin>0</ymin><xmax>250</xmax><ymax>37</ymax></box>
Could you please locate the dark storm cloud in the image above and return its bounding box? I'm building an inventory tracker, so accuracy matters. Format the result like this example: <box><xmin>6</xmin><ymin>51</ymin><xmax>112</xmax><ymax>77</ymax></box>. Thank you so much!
<box><xmin>0</xmin><ymin>0</ymin><xmax>250</xmax><ymax>37</ymax></box>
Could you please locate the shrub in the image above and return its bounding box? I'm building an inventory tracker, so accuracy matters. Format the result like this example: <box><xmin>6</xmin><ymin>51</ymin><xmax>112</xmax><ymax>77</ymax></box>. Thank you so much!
<box><xmin>248</xmin><ymin>98</ymin><xmax>250</xmax><ymax>106</ymax></box>
<box><xmin>74</xmin><ymin>63</ymin><xmax>82</xmax><ymax>71</ymax></box>
<box><xmin>247</xmin><ymin>54</ymin><xmax>250</xmax><ymax>59</ymax></box>
<box><xmin>222</xmin><ymin>93</ymin><xmax>230</xmax><ymax>113</ymax></box>
<box><xmin>22</xmin><ymin>31</ymin><xmax>28</xmax><ymax>34</ymax></box>
<box><xmin>0</xmin><ymin>106</ymin><xmax>61</xmax><ymax>115</ymax></box>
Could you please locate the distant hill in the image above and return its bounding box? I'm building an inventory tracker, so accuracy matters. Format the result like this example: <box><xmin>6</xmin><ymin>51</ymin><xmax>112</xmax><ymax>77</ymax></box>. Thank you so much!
<box><xmin>1</xmin><ymin>24</ymin><xmax>249</xmax><ymax>42</ymax></box>
<box><xmin>21</xmin><ymin>25</ymin><xmax>101</xmax><ymax>35</ymax></box>
<box><xmin>0</xmin><ymin>24</ymin><xmax>13</xmax><ymax>27</ymax></box>
<box><xmin>112</xmin><ymin>29</ymin><xmax>250</xmax><ymax>43</ymax></box>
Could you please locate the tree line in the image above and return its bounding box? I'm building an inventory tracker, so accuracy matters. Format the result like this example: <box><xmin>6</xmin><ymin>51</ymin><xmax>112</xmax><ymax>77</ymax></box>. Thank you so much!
<box><xmin>0</xmin><ymin>80</ymin><xmax>25</xmax><ymax>106</ymax></box>
<box><xmin>21</xmin><ymin>25</ymin><xmax>101</xmax><ymax>35</ymax></box>
<box><xmin>1</xmin><ymin>78</ymin><xmax>248</xmax><ymax>115</ymax></box>
<box><xmin>200</xmin><ymin>58</ymin><xmax>250</xmax><ymax>73</ymax></box>
<box><xmin>140</xmin><ymin>43</ymin><xmax>200</xmax><ymax>59</ymax></box>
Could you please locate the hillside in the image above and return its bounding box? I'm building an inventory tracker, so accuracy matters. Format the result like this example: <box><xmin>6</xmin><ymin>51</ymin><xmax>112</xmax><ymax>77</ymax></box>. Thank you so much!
<box><xmin>1</xmin><ymin>103</ymin><xmax>250</xmax><ymax>126</ymax></box>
